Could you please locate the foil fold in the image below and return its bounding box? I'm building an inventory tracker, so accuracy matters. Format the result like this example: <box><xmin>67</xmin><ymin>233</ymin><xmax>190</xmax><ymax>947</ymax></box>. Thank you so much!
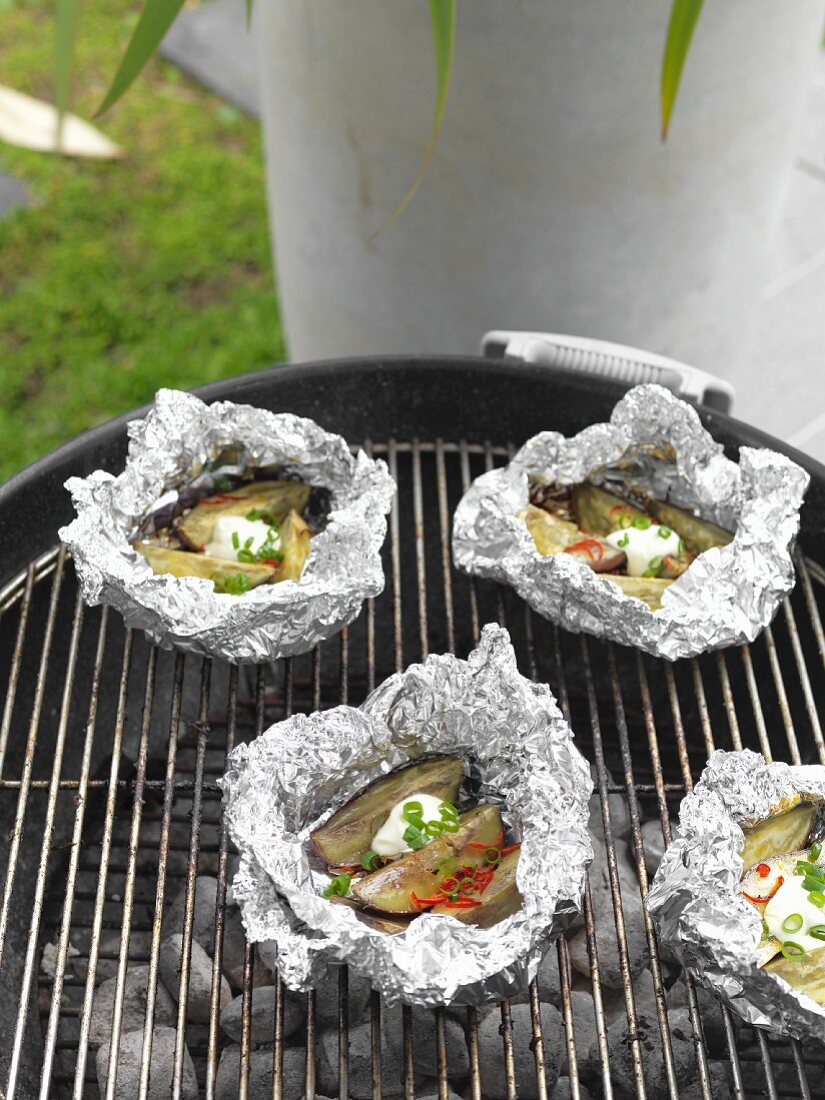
<box><xmin>452</xmin><ymin>384</ymin><xmax>809</xmax><ymax>660</ymax></box>
<box><xmin>59</xmin><ymin>389</ymin><xmax>395</xmax><ymax>663</ymax></box>
<box><xmin>220</xmin><ymin>624</ymin><xmax>593</xmax><ymax>1006</ymax></box>
<box><xmin>647</xmin><ymin>749</ymin><xmax>825</xmax><ymax>1040</ymax></box>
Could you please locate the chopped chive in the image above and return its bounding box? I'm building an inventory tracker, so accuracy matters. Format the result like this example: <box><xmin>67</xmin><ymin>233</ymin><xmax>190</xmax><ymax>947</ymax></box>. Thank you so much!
<box><xmin>809</xmin><ymin>890</ymin><xmax>825</xmax><ymax>909</ymax></box>
<box><xmin>424</xmin><ymin>820</ymin><xmax>444</xmax><ymax>837</ymax></box>
<box><xmin>782</xmin><ymin>913</ymin><xmax>803</xmax><ymax>933</ymax></box>
<box><xmin>632</xmin><ymin>515</ymin><xmax>652</xmax><ymax>530</ymax></box>
<box><xmin>810</xmin><ymin>925</ymin><xmax>825</xmax><ymax>940</ymax></box>
<box><xmin>657</xmin><ymin>526</ymin><xmax>672</xmax><ymax>539</ymax></box>
<box><xmin>761</xmin><ymin>918</ymin><xmax>771</xmax><ymax>939</ymax></box>
<box><xmin>781</xmin><ymin>940</ymin><xmax>806</xmax><ymax>958</ymax></box>
<box><xmin>403</xmin><ymin>801</ymin><xmax>423</xmax><ymax>817</ymax></box>
<box><xmin>439</xmin><ymin>801</ymin><xmax>459</xmax><ymax>820</ymax></box>
<box><xmin>803</xmin><ymin>875</ymin><xmax>825</xmax><ymax>893</ymax></box>
<box><xmin>810</xmin><ymin>841</ymin><xmax>823</xmax><ymax>862</ymax></box>
<box><xmin>231</xmin><ymin>530</ymin><xmax>240</xmax><ymax>549</ymax></box>
<box><xmin>442</xmin><ymin>820</ymin><xmax>459</xmax><ymax>833</ymax></box>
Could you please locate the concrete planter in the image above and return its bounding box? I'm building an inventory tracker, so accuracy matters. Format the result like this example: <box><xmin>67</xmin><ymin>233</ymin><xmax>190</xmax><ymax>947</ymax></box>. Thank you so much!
<box><xmin>256</xmin><ymin>0</ymin><xmax>824</xmax><ymax>371</ymax></box>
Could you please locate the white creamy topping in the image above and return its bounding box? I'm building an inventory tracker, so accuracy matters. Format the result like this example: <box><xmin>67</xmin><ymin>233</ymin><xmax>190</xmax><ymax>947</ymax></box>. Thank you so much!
<box><xmin>371</xmin><ymin>792</ymin><xmax>448</xmax><ymax>857</ymax></box>
<box><xmin>204</xmin><ymin>515</ymin><xmax>280</xmax><ymax>562</ymax></box>
<box><xmin>605</xmin><ymin>523</ymin><xmax>681</xmax><ymax>577</ymax></box>
<box><xmin>764</xmin><ymin>876</ymin><xmax>825</xmax><ymax>955</ymax></box>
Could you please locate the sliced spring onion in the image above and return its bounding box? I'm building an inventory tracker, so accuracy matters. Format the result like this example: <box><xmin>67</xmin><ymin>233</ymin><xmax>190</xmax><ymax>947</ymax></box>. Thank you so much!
<box><xmin>619</xmin><ymin>513</ymin><xmax>634</xmax><ymax>529</ymax></box>
<box><xmin>782</xmin><ymin>913</ymin><xmax>804</xmax><ymax>933</ymax></box>
<box><xmin>424</xmin><ymin>820</ymin><xmax>444</xmax><ymax>837</ymax></box>
<box><xmin>361</xmin><ymin>850</ymin><xmax>380</xmax><ymax>871</ymax></box>
<box><xmin>632</xmin><ymin>515</ymin><xmax>652</xmax><ymax>530</ymax></box>
<box><xmin>810</xmin><ymin>925</ymin><xmax>825</xmax><ymax>940</ymax></box>
<box><xmin>402</xmin><ymin>824</ymin><xmax>427</xmax><ymax>851</ymax></box>
<box><xmin>617</xmin><ymin>533</ymin><xmax>630</xmax><ymax>548</ymax></box>
<box><xmin>442</xmin><ymin>820</ymin><xmax>459</xmax><ymax>833</ymax></box>
<box><xmin>809</xmin><ymin>890</ymin><xmax>825</xmax><ymax>909</ymax></box>
<box><xmin>485</xmin><ymin>846</ymin><xmax>501</xmax><ymax>865</ymax></box>
<box><xmin>657</xmin><ymin>526</ymin><xmax>672</xmax><ymax>539</ymax></box>
<box><xmin>642</xmin><ymin>555</ymin><xmax>664</xmax><ymax>578</ymax></box>
<box><xmin>402</xmin><ymin>801</ymin><xmax>423</xmax><ymax>817</ymax></box>
<box><xmin>803</xmin><ymin>874</ymin><xmax>825</xmax><ymax>893</ymax></box>
<box><xmin>439</xmin><ymin>801</ymin><xmax>458</xmax><ymax>820</ymax></box>
<box><xmin>781</xmin><ymin>941</ymin><xmax>806</xmax><ymax>958</ymax></box>
<box><xmin>231</xmin><ymin>530</ymin><xmax>240</xmax><ymax>549</ymax></box>
<box><xmin>810</xmin><ymin>841</ymin><xmax>823</xmax><ymax>862</ymax></box>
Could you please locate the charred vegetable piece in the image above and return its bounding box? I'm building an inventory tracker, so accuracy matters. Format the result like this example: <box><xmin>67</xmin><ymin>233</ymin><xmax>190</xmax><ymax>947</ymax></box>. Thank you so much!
<box><xmin>765</xmin><ymin>947</ymin><xmax>825</xmax><ymax>1005</ymax></box>
<box><xmin>647</xmin><ymin>499</ymin><xmax>733</xmax><ymax>555</ymax></box>
<box><xmin>528</xmin><ymin>481</ymin><xmax>575</xmax><ymax>522</ymax></box>
<box><xmin>572</xmin><ymin>483</ymin><xmax>648</xmax><ymax>538</ymax></box>
<box><xmin>310</xmin><ymin>757</ymin><xmax>465</xmax><ymax>867</ymax></box>
<box><xmin>328</xmin><ymin>895</ymin><xmax>412</xmax><ymax>935</ymax></box>
<box><xmin>351</xmin><ymin>804</ymin><xmax>503</xmax><ymax>915</ymax></box>
<box><xmin>740</xmin><ymin>802</ymin><xmax>818</xmax><ymax>872</ymax></box>
<box><xmin>279</xmin><ymin>509</ymin><xmax>312</xmax><ymax>581</ymax></box>
<box><xmin>601</xmin><ymin>574</ymin><xmax>672</xmax><ymax>611</ymax></box>
<box><xmin>519</xmin><ymin>506</ymin><xmax>627</xmax><ymax>573</ymax></box>
<box><xmin>431</xmin><ymin>847</ymin><xmax>522</xmax><ymax>928</ymax></box>
<box><xmin>177</xmin><ymin>480</ymin><xmax>312</xmax><ymax>552</ymax></box>
<box><xmin>135</xmin><ymin>543</ymin><xmax>276</xmax><ymax>589</ymax></box>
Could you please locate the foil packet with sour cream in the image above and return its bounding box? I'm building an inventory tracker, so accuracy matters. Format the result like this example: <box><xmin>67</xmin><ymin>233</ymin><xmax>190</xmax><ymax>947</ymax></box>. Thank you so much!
<box><xmin>59</xmin><ymin>388</ymin><xmax>396</xmax><ymax>663</ymax></box>
<box><xmin>220</xmin><ymin>624</ymin><xmax>593</xmax><ymax>1006</ymax></box>
<box><xmin>452</xmin><ymin>384</ymin><xmax>809</xmax><ymax>660</ymax></box>
<box><xmin>647</xmin><ymin>749</ymin><xmax>825</xmax><ymax>1041</ymax></box>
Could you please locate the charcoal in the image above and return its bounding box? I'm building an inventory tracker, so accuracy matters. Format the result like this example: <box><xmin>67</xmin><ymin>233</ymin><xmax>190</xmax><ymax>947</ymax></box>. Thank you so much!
<box><xmin>567</xmin><ymin>839</ymin><xmax>647</xmax><ymax>990</ymax></box>
<box><xmin>96</xmin><ymin>1026</ymin><xmax>198</xmax><ymax>1099</ymax></box>
<box><xmin>89</xmin><ymin>964</ymin><xmax>176</xmax><ymax>1048</ymax></box>
<box><xmin>163</xmin><ymin>875</ymin><xmax>218</xmax><ymax>956</ymax></box>
<box><xmin>534</xmin><ymin>945</ymin><xmax>564</xmax><ymax>1005</ymax></box>
<box><xmin>665</xmin><ymin>979</ymin><xmax>738</xmax><ymax>1053</ymax></box>
<box><xmin>215</xmin><ymin>1044</ymin><xmax>321</xmax><ymax>1100</ymax></box>
<box><xmin>475</xmin><ymin>1002</ymin><xmax>563</xmax><ymax>1098</ymax></box>
<box><xmin>641</xmin><ymin>819</ymin><xmax>678</xmax><ymax>878</ymax></box>
<box><xmin>220</xmin><ymin>984</ymin><xmax>306</xmax><ymax>1044</ymax></box>
<box><xmin>221</xmin><ymin>905</ymin><xmax>251</xmax><ymax>989</ymax></box>
<box><xmin>318</xmin><ymin>1017</ymin><xmax>405</xmax><ymax>1099</ymax></box>
<box><xmin>301</xmin><ymin>966</ymin><xmax>373</xmax><ymax>1030</ymax></box>
<box><xmin>159</xmin><ymin>934</ymin><xmax>231</xmax><ymax>1023</ymax></box>
<box><xmin>404</xmin><ymin>1007</ymin><xmax>469</xmax><ymax>1078</ymax></box>
<box><xmin>680</xmin><ymin>1060</ymin><xmax>732</xmax><ymax>1099</ymax></box>
<box><xmin>559</xmin><ymin>991</ymin><xmax>601</xmax><ymax>1076</ymax></box>
<box><xmin>588</xmin><ymin>766</ymin><xmax>631</xmax><ymax>840</ymax></box>
<box><xmin>587</xmin><ymin>1010</ymin><xmax>696</xmax><ymax>1100</ymax></box>
<box><xmin>415</xmin><ymin>1084</ymin><xmax>465</xmax><ymax>1100</ymax></box>
<box><xmin>553</xmin><ymin>1078</ymin><xmax>593</xmax><ymax>1100</ymax></box>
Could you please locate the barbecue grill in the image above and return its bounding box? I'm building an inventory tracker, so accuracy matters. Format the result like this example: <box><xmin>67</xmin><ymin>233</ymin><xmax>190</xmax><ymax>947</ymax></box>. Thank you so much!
<box><xmin>2</xmin><ymin>349</ymin><xmax>825</xmax><ymax>1100</ymax></box>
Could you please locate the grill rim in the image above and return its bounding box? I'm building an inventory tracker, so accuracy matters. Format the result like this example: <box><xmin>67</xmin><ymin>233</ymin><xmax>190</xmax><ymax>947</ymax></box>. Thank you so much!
<box><xmin>2</xmin><ymin>354</ymin><xmax>825</xmax><ymax>593</ymax></box>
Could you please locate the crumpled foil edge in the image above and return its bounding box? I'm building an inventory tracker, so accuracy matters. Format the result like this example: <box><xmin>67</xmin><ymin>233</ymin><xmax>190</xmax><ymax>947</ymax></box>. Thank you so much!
<box><xmin>58</xmin><ymin>388</ymin><xmax>396</xmax><ymax>663</ymax></box>
<box><xmin>451</xmin><ymin>384</ymin><xmax>809</xmax><ymax>661</ymax></box>
<box><xmin>647</xmin><ymin>749</ymin><xmax>825</xmax><ymax>1040</ymax></box>
<box><xmin>220</xmin><ymin>624</ymin><xmax>594</xmax><ymax>1006</ymax></box>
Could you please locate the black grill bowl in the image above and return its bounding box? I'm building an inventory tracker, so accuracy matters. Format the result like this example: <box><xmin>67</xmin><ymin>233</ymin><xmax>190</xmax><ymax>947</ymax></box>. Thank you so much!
<box><xmin>1</xmin><ymin>355</ymin><xmax>825</xmax><ymax>1099</ymax></box>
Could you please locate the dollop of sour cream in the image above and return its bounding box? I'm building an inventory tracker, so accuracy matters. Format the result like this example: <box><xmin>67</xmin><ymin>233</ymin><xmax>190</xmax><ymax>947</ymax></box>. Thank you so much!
<box><xmin>764</xmin><ymin>876</ymin><xmax>825</xmax><ymax>955</ymax></box>
<box><xmin>204</xmin><ymin>515</ymin><xmax>280</xmax><ymax>562</ymax></box>
<box><xmin>371</xmin><ymin>792</ymin><xmax>447</xmax><ymax>857</ymax></box>
<box><xmin>605</xmin><ymin>523</ymin><xmax>681</xmax><ymax>577</ymax></box>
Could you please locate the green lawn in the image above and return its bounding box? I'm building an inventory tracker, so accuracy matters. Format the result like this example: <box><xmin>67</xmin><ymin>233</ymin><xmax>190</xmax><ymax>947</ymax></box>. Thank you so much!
<box><xmin>0</xmin><ymin>0</ymin><xmax>284</xmax><ymax>483</ymax></box>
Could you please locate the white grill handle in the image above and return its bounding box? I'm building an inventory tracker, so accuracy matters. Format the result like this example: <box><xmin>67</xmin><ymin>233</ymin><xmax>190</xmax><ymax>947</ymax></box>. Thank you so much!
<box><xmin>481</xmin><ymin>330</ymin><xmax>735</xmax><ymax>413</ymax></box>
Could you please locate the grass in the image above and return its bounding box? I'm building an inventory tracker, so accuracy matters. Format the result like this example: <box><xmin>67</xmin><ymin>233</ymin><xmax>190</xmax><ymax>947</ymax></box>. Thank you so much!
<box><xmin>0</xmin><ymin>0</ymin><xmax>283</xmax><ymax>483</ymax></box>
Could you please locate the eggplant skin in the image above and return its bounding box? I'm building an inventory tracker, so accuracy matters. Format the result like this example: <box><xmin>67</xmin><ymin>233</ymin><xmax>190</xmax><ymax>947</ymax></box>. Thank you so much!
<box><xmin>519</xmin><ymin>505</ymin><xmax>626</xmax><ymax>573</ymax></box>
<box><xmin>431</xmin><ymin>847</ymin><xmax>522</xmax><ymax>928</ymax></box>
<box><xmin>647</xmin><ymin>499</ymin><xmax>732</xmax><ymax>555</ymax></box>
<box><xmin>740</xmin><ymin>801</ymin><xmax>818</xmax><ymax>872</ymax></box>
<box><xmin>351</xmin><ymin>804</ymin><xmax>503</xmax><ymax>915</ymax></box>
<box><xmin>765</xmin><ymin>947</ymin><xmax>825</xmax><ymax>1005</ymax></box>
<box><xmin>572</xmin><ymin>483</ymin><xmax>646</xmax><ymax>538</ymax></box>
<box><xmin>177</xmin><ymin>480</ymin><xmax>312</xmax><ymax>552</ymax></box>
<box><xmin>310</xmin><ymin>756</ymin><xmax>465</xmax><ymax>868</ymax></box>
<box><xmin>279</xmin><ymin>509</ymin><xmax>312</xmax><ymax>582</ymax></box>
<box><xmin>328</xmin><ymin>896</ymin><xmax>412</xmax><ymax>935</ymax></box>
<box><xmin>135</xmin><ymin>543</ymin><xmax>276</xmax><ymax>588</ymax></box>
<box><xmin>601</xmin><ymin>574</ymin><xmax>672</xmax><ymax>612</ymax></box>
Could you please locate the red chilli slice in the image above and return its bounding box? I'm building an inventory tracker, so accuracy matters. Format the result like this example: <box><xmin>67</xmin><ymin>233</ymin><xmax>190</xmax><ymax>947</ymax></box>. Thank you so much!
<box><xmin>410</xmin><ymin>892</ymin><xmax>444</xmax><ymax>910</ymax></box>
<box><xmin>756</xmin><ymin>863</ymin><xmax>771</xmax><ymax>878</ymax></box>
<box><xmin>565</xmin><ymin>538</ymin><xmax>605</xmax><ymax>562</ymax></box>
<box><xmin>500</xmin><ymin>843</ymin><xmax>522</xmax><ymax>857</ymax></box>
<box><xmin>444</xmin><ymin>897</ymin><xmax>482</xmax><ymax>909</ymax></box>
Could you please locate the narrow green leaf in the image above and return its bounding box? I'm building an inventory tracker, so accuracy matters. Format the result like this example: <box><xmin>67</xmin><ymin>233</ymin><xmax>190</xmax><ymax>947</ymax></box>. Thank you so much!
<box><xmin>369</xmin><ymin>0</ymin><xmax>456</xmax><ymax>240</ymax></box>
<box><xmin>660</xmin><ymin>0</ymin><xmax>704</xmax><ymax>140</ymax></box>
<box><xmin>54</xmin><ymin>0</ymin><xmax>83</xmax><ymax>138</ymax></box>
<box><xmin>245</xmin><ymin>0</ymin><xmax>253</xmax><ymax>30</ymax></box>
<box><xmin>96</xmin><ymin>0</ymin><xmax>186</xmax><ymax>116</ymax></box>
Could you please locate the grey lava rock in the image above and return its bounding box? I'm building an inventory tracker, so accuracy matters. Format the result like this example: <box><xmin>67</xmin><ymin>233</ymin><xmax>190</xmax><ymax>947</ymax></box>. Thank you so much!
<box><xmin>553</xmin><ymin>1078</ymin><xmax>593</xmax><ymax>1100</ymax></box>
<box><xmin>159</xmin><ymin>934</ymin><xmax>231</xmax><ymax>1023</ymax></box>
<box><xmin>215</xmin><ymin>1044</ymin><xmax>316</xmax><ymax>1100</ymax></box>
<box><xmin>163</xmin><ymin>875</ymin><xmax>218</xmax><ymax>956</ymax></box>
<box><xmin>559</xmin><ymin>991</ymin><xmax>601</xmax><ymax>1077</ymax></box>
<box><xmin>407</xmin><ymin>1007</ymin><xmax>469</xmax><ymax>1079</ymax></box>
<box><xmin>588</xmin><ymin>1010</ymin><xmax>696</xmax><ymax>1100</ymax></box>
<box><xmin>415</xmin><ymin>1085</ymin><xmax>465</xmax><ymax>1100</ymax></box>
<box><xmin>568</xmin><ymin>838</ymin><xmax>647</xmax><ymax>991</ymax></box>
<box><xmin>307</xmin><ymin>966</ymin><xmax>374</xmax><ymax>1030</ymax></box>
<box><xmin>318</xmin><ymin>1017</ymin><xmax>405</xmax><ymax>1099</ymax></box>
<box><xmin>89</xmin><ymin>965</ymin><xmax>176</xmax><ymax>1049</ymax></box>
<box><xmin>534</xmin><ymin>945</ymin><xmax>564</xmax><ymax>1005</ymax></box>
<box><xmin>475</xmin><ymin>1002</ymin><xmax>563</xmax><ymax>1098</ymax></box>
<box><xmin>220</xmin><ymin>904</ymin><xmax>250</xmax><ymax>989</ymax></box>
<box><xmin>589</xmin><ymin>766</ymin><xmax>632</xmax><ymax>840</ymax></box>
<box><xmin>220</xmin><ymin>984</ymin><xmax>306</xmax><ymax>1043</ymax></box>
<box><xmin>641</xmin><ymin>819</ymin><xmax>678</xmax><ymax>878</ymax></box>
<box><xmin>96</xmin><ymin>1026</ymin><xmax>198</xmax><ymax>1099</ymax></box>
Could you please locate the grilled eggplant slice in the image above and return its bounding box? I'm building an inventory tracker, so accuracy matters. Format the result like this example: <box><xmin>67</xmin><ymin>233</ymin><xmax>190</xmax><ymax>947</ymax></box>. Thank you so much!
<box><xmin>177</xmin><ymin>480</ymin><xmax>312</xmax><ymax>552</ymax></box>
<box><xmin>765</xmin><ymin>947</ymin><xmax>825</xmax><ymax>1005</ymax></box>
<box><xmin>520</xmin><ymin>505</ymin><xmax>627</xmax><ymax>572</ymax></box>
<box><xmin>740</xmin><ymin>802</ymin><xmax>818</xmax><ymax>872</ymax></box>
<box><xmin>351</xmin><ymin>804</ymin><xmax>503</xmax><ymax>915</ymax></box>
<box><xmin>135</xmin><ymin>543</ymin><xmax>276</xmax><ymax>588</ymax></box>
<box><xmin>601</xmin><ymin>574</ymin><xmax>673</xmax><ymax>611</ymax></box>
<box><xmin>279</xmin><ymin>509</ymin><xmax>312</xmax><ymax>581</ymax></box>
<box><xmin>647</xmin><ymin>500</ymin><xmax>732</xmax><ymax>555</ymax></box>
<box><xmin>328</xmin><ymin>896</ymin><xmax>412</xmax><ymax>935</ymax></box>
<box><xmin>431</xmin><ymin>847</ymin><xmax>522</xmax><ymax>928</ymax></box>
<box><xmin>572</xmin><ymin>483</ymin><xmax>647</xmax><ymax>537</ymax></box>
<box><xmin>310</xmin><ymin>756</ymin><xmax>465</xmax><ymax>868</ymax></box>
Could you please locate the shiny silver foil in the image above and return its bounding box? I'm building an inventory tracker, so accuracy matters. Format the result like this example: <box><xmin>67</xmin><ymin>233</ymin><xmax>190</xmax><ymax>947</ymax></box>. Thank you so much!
<box><xmin>221</xmin><ymin>624</ymin><xmax>593</xmax><ymax>1006</ymax></box>
<box><xmin>59</xmin><ymin>389</ymin><xmax>395</xmax><ymax>663</ymax></box>
<box><xmin>452</xmin><ymin>384</ymin><xmax>809</xmax><ymax>660</ymax></box>
<box><xmin>647</xmin><ymin>749</ymin><xmax>825</xmax><ymax>1040</ymax></box>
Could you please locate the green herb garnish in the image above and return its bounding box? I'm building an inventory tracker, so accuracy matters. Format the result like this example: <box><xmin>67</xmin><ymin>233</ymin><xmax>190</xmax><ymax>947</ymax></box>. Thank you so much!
<box><xmin>403</xmin><ymin>824</ymin><xmax>428</xmax><ymax>850</ymax></box>
<box><xmin>361</xmin><ymin>850</ymin><xmax>380</xmax><ymax>871</ymax></box>
<box><xmin>617</xmin><ymin>533</ymin><xmax>630</xmax><ymax>548</ymax></box>
<box><xmin>809</xmin><ymin>890</ymin><xmax>825</xmax><ymax>909</ymax></box>
<box><xmin>642</xmin><ymin>555</ymin><xmax>664</xmax><ymax>578</ymax></box>
<box><xmin>810</xmin><ymin>841</ymin><xmax>823</xmax><ymax>862</ymax></box>
<box><xmin>781</xmin><ymin>940</ymin><xmax>806</xmax><ymax>958</ymax></box>
<box><xmin>810</xmin><ymin>925</ymin><xmax>825</xmax><ymax>940</ymax></box>
<box><xmin>657</xmin><ymin>526</ymin><xmax>672</xmax><ymax>539</ymax></box>
<box><xmin>323</xmin><ymin>872</ymin><xmax>352</xmax><ymax>899</ymax></box>
<box><xmin>803</xmin><ymin>875</ymin><xmax>825</xmax><ymax>894</ymax></box>
<box><xmin>246</xmin><ymin>507</ymin><xmax>278</xmax><ymax>525</ymax></box>
<box><xmin>631</xmin><ymin>515</ymin><xmax>652</xmax><ymax>530</ymax></box>
<box><xmin>782</xmin><ymin>913</ymin><xmax>803</xmax><ymax>933</ymax></box>
<box><xmin>210</xmin><ymin>571</ymin><xmax>252</xmax><ymax>595</ymax></box>
<box><xmin>212</xmin><ymin>475</ymin><xmax>231</xmax><ymax>492</ymax></box>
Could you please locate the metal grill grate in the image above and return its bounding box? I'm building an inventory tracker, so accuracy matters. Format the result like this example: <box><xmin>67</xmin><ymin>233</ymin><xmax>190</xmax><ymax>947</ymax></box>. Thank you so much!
<box><xmin>1</xmin><ymin>440</ymin><xmax>825</xmax><ymax>1099</ymax></box>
